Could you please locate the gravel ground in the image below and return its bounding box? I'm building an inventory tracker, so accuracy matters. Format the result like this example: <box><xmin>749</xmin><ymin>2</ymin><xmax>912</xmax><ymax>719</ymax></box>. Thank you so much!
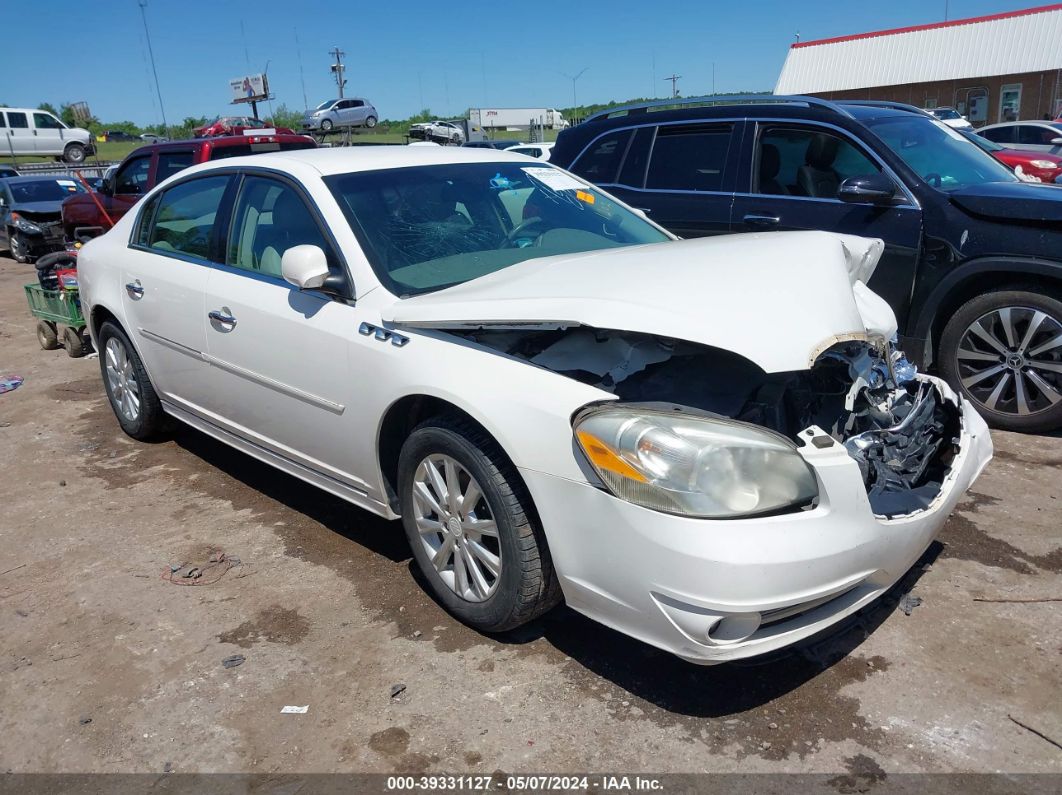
<box><xmin>0</xmin><ymin>253</ymin><xmax>1059</xmax><ymax>776</ymax></box>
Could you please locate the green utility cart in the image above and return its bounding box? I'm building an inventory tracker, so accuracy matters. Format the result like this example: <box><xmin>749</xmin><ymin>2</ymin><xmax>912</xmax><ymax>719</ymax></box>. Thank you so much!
<box><xmin>24</xmin><ymin>283</ymin><xmax>91</xmax><ymax>357</ymax></box>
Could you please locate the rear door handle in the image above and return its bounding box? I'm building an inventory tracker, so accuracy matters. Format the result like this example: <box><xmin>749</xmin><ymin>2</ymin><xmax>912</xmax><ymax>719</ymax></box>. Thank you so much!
<box><xmin>125</xmin><ymin>280</ymin><xmax>144</xmax><ymax>297</ymax></box>
<box><xmin>208</xmin><ymin>310</ymin><xmax>237</xmax><ymax>327</ymax></box>
<box><xmin>743</xmin><ymin>213</ymin><xmax>780</xmax><ymax>227</ymax></box>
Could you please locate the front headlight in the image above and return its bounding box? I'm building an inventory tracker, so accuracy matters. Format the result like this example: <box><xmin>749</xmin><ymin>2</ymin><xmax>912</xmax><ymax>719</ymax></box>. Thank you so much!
<box><xmin>574</xmin><ymin>405</ymin><xmax>818</xmax><ymax>518</ymax></box>
<box><xmin>12</xmin><ymin>214</ymin><xmax>41</xmax><ymax>234</ymax></box>
<box><xmin>1029</xmin><ymin>160</ymin><xmax>1058</xmax><ymax>169</ymax></box>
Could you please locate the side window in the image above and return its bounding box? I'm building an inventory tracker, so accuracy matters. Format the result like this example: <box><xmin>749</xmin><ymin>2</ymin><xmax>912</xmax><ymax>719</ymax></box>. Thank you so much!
<box><xmin>646</xmin><ymin>124</ymin><xmax>733</xmax><ymax>191</ymax></box>
<box><xmin>6</xmin><ymin>112</ymin><xmax>28</xmax><ymax>129</ymax></box>
<box><xmin>1019</xmin><ymin>125</ymin><xmax>1057</xmax><ymax>145</ymax></box>
<box><xmin>980</xmin><ymin>126</ymin><xmax>1014</xmax><ymax>144</ymax></box>
<box><xmin>0</xmin><ymin>113</ymin><xmax>6</xmax><ymax>128</ymax></box>
<box><xmin>570</xmin><ymin>129</ymin><xmax>632</xmax><ymax>184</ymax></box>
<box><xmin>156</xmin><ymin>151</ymin><xmax>195</xmax><ymax>182</ymax></box>
<box><xmin>147</xmin><ymin>176</ymin><xmax>230</xmax><ymax>260</ymax></box>
<box><xmin>115</xmin><ymin>156</ymin><xmax>152</xmax><ymax>195</ymax></box>
<box><xmin>756</xmin><ymin>127</ymin><xmax>880</xmax><ymax>199</ymax></box>
<box><xmin>32</xmin><ymin>113</ymin><xmax>63</xmax><ymax>130</ymax></box>
<box><xmin>617</xmin><ymin>126</ymin><xmax>654</xmax><ymax>188</ymax></box>
<box><xmin>134</xmin><ymin>192</ymin><xmax>163</xmax><ymax>247</ymax></box>
<box><xmin>350</xmin><ymin>100</ymin><xmax>364</xmax><ymax>108</ymax></box>
<box><xmin>227</xmin><ymin>176</ymin><xmax>332</xmax><ymax>278</ymax></box>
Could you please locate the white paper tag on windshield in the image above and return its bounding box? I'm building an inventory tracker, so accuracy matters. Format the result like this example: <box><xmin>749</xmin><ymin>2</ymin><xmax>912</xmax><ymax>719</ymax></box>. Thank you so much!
<box><xmin>57</xmin><ymin>179</ymin><xmax>77</xmax><ymax>187</ymax></box>
<box><xmin>522</xmin><ymin>168</ymin><xmax>585</xmax><ymax>191</ymax></box>
<box><xmin>280</xmin><ymin>705</ymin><xmax>309</xmax><ymax>714</ymax></box>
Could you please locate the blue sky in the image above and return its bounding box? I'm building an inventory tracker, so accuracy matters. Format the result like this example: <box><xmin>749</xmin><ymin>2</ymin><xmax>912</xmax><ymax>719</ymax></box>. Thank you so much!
<box><xmin>1</xmin><ymin>0</ymin><xmax>1043</xmax><ymax>124</ymax></box>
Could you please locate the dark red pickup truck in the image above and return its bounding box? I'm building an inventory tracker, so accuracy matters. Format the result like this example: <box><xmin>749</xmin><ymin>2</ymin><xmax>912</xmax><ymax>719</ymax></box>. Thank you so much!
<box><xmin>62</xmin><ymin>133</ymin><xmax>316</xmax><ymax>239</ymax></box>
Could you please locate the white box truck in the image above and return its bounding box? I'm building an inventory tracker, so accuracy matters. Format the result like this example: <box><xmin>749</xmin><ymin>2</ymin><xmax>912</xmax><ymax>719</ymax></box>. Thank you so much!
<box><xmin>469</xmin><ymin>108</ymin><xmax>569</xmax><ymax>131</ymax></box>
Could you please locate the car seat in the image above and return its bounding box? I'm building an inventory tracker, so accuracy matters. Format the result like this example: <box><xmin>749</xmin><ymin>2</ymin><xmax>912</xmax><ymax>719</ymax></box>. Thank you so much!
<box><xmin>797</xmin><ymin>134</ymin><xmax>841</xmax><ymax>198</ymax></box>
<box><xmin>758</xmin><ymin>144</ymin><xmax>788</xmax><ymax>195</ymax></box>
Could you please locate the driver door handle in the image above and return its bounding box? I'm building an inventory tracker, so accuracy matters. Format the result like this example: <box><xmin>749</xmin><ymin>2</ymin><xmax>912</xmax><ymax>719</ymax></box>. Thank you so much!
<box><xmin>125</xmin><ymin>280</ymin><xmax>144</xmax><ymax>297</ymax></box>
<box><xmin>743</xmin><ymin>213</ymin><xmax>780</xmax><ymax>227</ymax></box>
<box><xmin>208</xmin><ymin>310</ymin><xmax>237</xmax><ymax>327</ymax></box>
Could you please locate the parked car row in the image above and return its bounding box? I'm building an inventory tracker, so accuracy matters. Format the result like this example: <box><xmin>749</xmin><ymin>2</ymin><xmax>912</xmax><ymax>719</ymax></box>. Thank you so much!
<box><xmin>77</xmin><ymin>145</ymin><xmax>992</xmax><ymax>665</ymax></box>
<box><xmin>550</xmin><ymin>96</ymin><xmax>1062</xmax><ymax>433</ymax></box>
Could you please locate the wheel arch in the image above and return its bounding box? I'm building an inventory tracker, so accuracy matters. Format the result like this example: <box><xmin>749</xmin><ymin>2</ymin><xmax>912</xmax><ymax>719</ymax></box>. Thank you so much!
<box><xmin>910</xmin><ymin>257</ymin><xmax>1062</xmax><ymax>368</ymax></box>
<box><xmin>376</xmin><ymin>393</ymin><xmax>530</xmax><ymax>516</ymax></box>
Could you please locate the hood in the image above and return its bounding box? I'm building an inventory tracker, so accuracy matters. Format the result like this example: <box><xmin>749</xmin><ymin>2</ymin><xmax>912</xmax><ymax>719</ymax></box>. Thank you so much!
<box><xmin>11</xmin><ymin>201</ymin><xmax>64</xmax><ymax>216</ymax></box>
<box><xmin>382</xmin><ymin>231</ymin><xmax>891</xmax><ymax>374</ymax></box>
<box><xmin>949</xmin><ymin>181</ymin><xmax>1062</xmax><ymax>223</ymax></box>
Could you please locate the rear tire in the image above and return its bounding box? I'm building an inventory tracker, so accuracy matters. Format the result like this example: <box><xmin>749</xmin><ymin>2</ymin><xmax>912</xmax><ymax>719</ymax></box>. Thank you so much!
<box><xmin>63</xmin><ymin>143</ymin><xmax>86</xmax><ymax>164</ymax></box>
<box><xmin>939</xmin><ymin>287</ymin><xmax>1062</xmax><ymax>433</ymax></box>
<box><xmin>63</xmin><ymin>327</ymin><xmax>86</xmax><ymax>358</ymax></box>
<box><xmin>37</xmin><ymin>320</ymin><xmax>59</xmax><ymax>350</ymax></box>
<box><xmin>97</xmin><ymin>321</ymin><xmax>165</xmax><ymax>440</ymax></box>
<box><xmin>320</xmin><ymin>118</ymin><xmax>333</xmax><ymax>132</ymax></box>
<box><xmin>365</xmin><ymin>116</ymin><xmax>377</xmax><ymax>129</ymax></box>
<box><xmin>397</xmin><ymin>415</ymin><xmax>561</xmax><ymax>632</ymax></box>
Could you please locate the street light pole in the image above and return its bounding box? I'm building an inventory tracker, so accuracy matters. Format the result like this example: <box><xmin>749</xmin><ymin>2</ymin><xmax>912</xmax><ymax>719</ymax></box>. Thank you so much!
<box><xmin>563</xmin><ymin>67</ymin><xmax>589</xmax><ymax>118</ymax></box>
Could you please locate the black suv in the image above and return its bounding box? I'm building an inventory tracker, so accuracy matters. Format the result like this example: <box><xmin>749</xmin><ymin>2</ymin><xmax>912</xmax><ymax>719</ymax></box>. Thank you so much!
<box><xmin>551</xmin><ymin>96</ymin><xmax>1062</xmax><ymax>433</ymax></box>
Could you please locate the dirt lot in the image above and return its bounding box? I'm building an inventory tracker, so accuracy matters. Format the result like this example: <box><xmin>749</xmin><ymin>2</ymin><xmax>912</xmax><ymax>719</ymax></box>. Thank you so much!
<box><xmin>0</xmin><ymin>253</ymin><xmax>1059</xmax><ymax>777</ymax></box>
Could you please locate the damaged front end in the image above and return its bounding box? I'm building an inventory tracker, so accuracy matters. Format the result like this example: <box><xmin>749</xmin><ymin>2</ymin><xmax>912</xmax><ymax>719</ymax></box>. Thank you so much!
<box><xmin>453</xmin><ymin>326</ymin><xmax>962</xmax><ymax>518</ymax></box>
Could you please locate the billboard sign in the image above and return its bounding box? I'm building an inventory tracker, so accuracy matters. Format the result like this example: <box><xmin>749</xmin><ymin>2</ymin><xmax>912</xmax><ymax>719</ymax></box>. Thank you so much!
<box><xmin>230</xmin><ymin>74</ymin><xmax>269</xmax><ymax>104</ymax></box>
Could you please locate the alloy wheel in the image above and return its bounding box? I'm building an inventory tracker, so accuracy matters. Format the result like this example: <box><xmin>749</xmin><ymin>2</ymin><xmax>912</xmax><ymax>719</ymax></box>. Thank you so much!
<box><xmin>956</xmin><ymin>306</ymin><xmax>1062</xmax><ymax>417</ymax></box>
<box><xmin>410</xmin><ymin>454</ymin><xmax>502</xmax><ymax>602</ymax></box>
<box><xmin>105</xmin><ymin>337</ymin><xmax>141</xmax><ymax>422</ymax></box>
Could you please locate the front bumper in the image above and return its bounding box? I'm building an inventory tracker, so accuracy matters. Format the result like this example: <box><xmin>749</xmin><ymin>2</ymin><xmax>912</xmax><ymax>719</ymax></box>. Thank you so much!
<box><xmin>521</xmin><ymin>376</ymin><xmax>992</xmax><ymax>664</ymax></box>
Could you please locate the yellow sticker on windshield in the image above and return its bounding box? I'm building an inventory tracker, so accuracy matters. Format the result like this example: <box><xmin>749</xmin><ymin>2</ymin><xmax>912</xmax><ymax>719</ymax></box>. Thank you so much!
<box><xmin>575</xmin><ymin>190</ymin><xmax>595</xmax><ymax>205</ymax></box>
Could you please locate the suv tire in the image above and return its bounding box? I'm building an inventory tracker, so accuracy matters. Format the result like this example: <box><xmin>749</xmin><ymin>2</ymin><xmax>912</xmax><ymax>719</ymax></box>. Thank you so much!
<box><xmin>940</xmin><ymin>287</ymin><xmax>1062</xmax><ymax>433</ymax></box>
<box><xmin>397</xmin><ymin>415</ymin><xmax>561</xmax><ymax>632</ymax></box>
<box><xmin>98</xmin><ymin>320</ymin><xmax>166</xmax><ymax>440</ymax></box>
<box><xmin>63</xmin><ymin>143</ymin><xmax>86</xmax><ymax>164</ymax></box>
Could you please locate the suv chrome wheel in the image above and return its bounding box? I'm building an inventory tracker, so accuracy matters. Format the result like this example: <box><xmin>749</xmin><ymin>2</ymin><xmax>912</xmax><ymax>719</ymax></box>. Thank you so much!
<box><xmin>105</xmin><ymin>336</ymin><xmax>141</xmax><ymax>422</ymax></box>
<box><xmin>410</xmin><ymin>454</ymin><xmax>501</xmax><ymax>602</ymax></box>
<box><xmin>956</xmin><ymin>306</ymin><xmax>1062</xmax><ymax>417</ymax></box>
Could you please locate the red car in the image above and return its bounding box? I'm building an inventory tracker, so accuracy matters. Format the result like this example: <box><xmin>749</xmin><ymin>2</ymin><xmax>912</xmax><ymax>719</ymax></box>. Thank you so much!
<box><xmin>62</xmin><ymin>133</ymin><xmax>316</xmax><ymax>239</ymax></box>
<box><xmin>193</xmin><ymin>116</ymin><xmax>296</xmax><ymax>137</ymax></box>
<box><xmin>963</xmin><ymin>130</ymin><xmax>1062</xmax><ymax>184</ymax></box>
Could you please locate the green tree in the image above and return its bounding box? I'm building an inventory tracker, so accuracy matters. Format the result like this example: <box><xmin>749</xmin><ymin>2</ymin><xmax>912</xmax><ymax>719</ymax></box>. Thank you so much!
<box><xmin>268</xmin><ymin>103</ymin><xmax>303</xmax><ymax>131</ymax></box>
<box><xmin>38</xmin><ymin>102</ymin><xmax>59</xmax><ymax>116</ymax></box>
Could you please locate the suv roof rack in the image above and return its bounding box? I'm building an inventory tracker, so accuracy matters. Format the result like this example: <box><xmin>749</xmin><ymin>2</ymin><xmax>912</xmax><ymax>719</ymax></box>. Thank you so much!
<box><xmin>834</xmin><ymin>100</ymin><xmax>934</xmax><ymax>117</ymax></box>
<box><xmin>582</xmin><ymin>94</ymin><xmax>856</xmax><ymax>124</ymax></box>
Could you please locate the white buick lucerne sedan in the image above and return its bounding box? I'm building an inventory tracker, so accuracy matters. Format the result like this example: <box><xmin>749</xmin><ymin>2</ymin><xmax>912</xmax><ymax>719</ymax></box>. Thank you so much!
<box><xmin>78</xmin><ymin>148</ymin><xmax>993</xmax><ymax>664</ymax></box>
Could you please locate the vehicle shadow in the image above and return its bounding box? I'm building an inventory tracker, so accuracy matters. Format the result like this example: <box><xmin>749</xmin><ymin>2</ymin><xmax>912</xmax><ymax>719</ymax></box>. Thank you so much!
<box><xmin>167</xmin><ymin>422</ymin><xmax>939</xmax><ymax>716</ymax></box>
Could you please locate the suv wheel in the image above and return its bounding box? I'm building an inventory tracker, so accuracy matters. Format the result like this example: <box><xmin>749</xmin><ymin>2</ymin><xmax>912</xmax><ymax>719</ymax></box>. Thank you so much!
<box><xmin>320</xmin><ymin>118</ymin><xmax>333</xmax><ymax>132</ymax></box>
<box><xmin>63</xmin><ymin>143</ymin><xmax>86</xmax><ymax>164</ymax></box>
<box><xmin>98</xmin><ymin>321</ymin><xmax>166</xmax><ymax>440</ymax></box>
<box><xmin>397</xmin><ymin>416</ymin><xmax>561</xmax><ymax>632</ymax></box>
<box><xmin>940</xmin><ymin>288</ymin><xmax>1062</xmax><ymax>433</ymax></box>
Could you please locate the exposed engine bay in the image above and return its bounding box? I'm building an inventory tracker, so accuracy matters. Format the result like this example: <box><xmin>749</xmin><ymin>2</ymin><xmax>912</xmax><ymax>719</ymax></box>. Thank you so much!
<box><xmin>454</xmin><ymin>326</ymin><xmax>962</xmax><ymax>518</ymax></box>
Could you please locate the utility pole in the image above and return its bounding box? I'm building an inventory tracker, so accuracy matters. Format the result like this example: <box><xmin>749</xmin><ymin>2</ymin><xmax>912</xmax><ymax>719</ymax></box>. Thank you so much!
<box><xmin>330</xmin><ymin>46</ymin><xmax>347</xmax><ymax>98</ymax></box>
<box><xmin>665</xmin><ymin>74</ymin><xmax>681</xmax><ymax>98</ymax></box>
<box><xmin>138</xmin><ymin>0</ymin><xmax>167</xmax><ymax>131</ymax></box>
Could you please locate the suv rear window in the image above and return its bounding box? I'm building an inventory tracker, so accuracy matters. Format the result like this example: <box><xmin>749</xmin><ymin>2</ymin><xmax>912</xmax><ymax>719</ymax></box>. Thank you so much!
<box><xmin>646</xmin><ymin>124</ymin><xmax>733</xmax><ymax>191</ymax></box>
<box><xmin>208</xmin><ymin>140</ymin><xmax>315</xmax><ymax>160</ymax></box>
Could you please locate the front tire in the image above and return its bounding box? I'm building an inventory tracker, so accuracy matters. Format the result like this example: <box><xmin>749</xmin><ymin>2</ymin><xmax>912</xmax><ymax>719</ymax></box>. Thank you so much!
<box><xmin>36</xmin><ymin>320</ymin><xmax>59</xmax><ymax>350</ymax></box>
<box><xmin>98</xmin><ymin>321</ymin><xmax>165</xmax><ymax>440</ymax></box>
<box><xmin>397</xmin><ymin>416</ymin><xmax>560</xmax><ymax>632</ymax></box>
<box><xmin>63</xmin><ymin>143</ymin><xmax>86</xmax><ymax>164</ymax></box>
<box><xmin>940</xmin><ymin>288</ymin><xmax>1062</xmax><ymax>433</ymax></box>
<box><xmin>9</xmin><ymin>231</ymin><xmax>30</xmax><ymax>263</ymax></box>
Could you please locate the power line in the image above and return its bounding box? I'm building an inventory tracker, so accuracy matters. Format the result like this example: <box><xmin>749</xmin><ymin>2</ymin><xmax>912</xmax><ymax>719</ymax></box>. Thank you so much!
<box><xmin>137</xmin><ymin>0</ymin><xmax>167</xmax><ymax>130</ymax></box>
